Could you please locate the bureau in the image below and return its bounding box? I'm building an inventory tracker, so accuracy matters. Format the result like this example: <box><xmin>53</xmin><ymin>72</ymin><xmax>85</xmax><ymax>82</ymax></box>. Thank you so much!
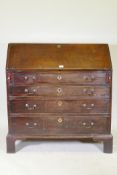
<box><xmin>6</xmin><ymin>43</ymin><xmax>113</xmax><ymax>153</ymax></box>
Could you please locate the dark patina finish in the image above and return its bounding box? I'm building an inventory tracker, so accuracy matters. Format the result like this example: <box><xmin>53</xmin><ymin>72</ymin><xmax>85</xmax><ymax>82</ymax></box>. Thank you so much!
<box><xmin>6</xmin><ymin>43</ymin><xmax>113</xmax><ymax>153</ymax></box>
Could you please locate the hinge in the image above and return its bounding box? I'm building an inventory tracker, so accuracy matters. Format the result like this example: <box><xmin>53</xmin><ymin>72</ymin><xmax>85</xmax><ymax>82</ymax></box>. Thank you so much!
<box><xmin>106</xmin><ymin>71</ymin><xmax>112</xmax><ymax>84</ymax></box>
<box><xmin>7</xmin><ymin>72</ymin><xmax>13</xmax><ymax>85</ymax></box>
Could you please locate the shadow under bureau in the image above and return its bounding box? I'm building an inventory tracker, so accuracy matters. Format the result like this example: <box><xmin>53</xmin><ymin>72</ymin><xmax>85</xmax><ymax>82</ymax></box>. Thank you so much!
<box><xmin>6</xmin><ymin>43</ymin><xmax>113</xmax><ymax>153</ymax></box>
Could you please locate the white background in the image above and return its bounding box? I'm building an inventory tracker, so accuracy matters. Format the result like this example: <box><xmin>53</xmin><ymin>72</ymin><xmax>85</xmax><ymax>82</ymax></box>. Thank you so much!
<box><xmin>0</xmin><ymin>0</ymin><xmax>117</xmax><ymax>175</ymax></box>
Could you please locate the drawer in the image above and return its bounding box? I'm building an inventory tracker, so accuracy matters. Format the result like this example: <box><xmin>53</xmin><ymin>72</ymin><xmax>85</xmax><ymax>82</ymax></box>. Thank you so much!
<box><xmin>9</xmin><ymin>116</ymin><xmax>110</xmax><ymax>135</ymax></box>
<box><xmin>9</xmin><ymin>85</ymin><xmax>110</xmax><ymax>98</ymax></box>
<box><xmin>9</xmin><ymin>99</ymin><xmax>110</xmax><ymax>114</ymax></box>
<box><xmin>9</xmin><ymin>71</ymin><xmax>109</xmax><ymax>85</ymax></box>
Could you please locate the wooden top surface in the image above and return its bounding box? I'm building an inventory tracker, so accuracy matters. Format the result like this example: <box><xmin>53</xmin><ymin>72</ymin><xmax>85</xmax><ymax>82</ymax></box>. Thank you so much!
<box><xmin>6</xmin><ymin>44</ymin><xmax>112</xmax><ymax>70</ymax></box>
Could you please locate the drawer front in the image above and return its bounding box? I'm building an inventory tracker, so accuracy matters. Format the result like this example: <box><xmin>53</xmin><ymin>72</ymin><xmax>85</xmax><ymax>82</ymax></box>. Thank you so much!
<box><xmin>9</xmin><ymin>85</ymin><xmax>110</xmax><ymax>98</ymax></box>
<box><xmin>11</xmin><ymin>71</ymin><xmax>108</xmax><ymax>85</ymax></box>
<box><xmin>9</xmin><ymin>116</ymin><xmax>109</xmax><ymax>135</ymax></box>
<box><xmin>9</xmin><ymin>99</ymin><xmax>110</xmax><ymax>114</ymax></box>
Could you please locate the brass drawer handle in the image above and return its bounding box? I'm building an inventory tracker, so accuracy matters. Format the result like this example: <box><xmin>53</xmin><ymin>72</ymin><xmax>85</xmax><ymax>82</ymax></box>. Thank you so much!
<box><xmin>7</xmin><ymin>73</ymin><xmax>12</xmax><ymax>82</ymax></box>
<box><xmin>58</xmin><ymin>117</ymin><xmax>63</xmax><ymax>123</ymax></box>
<box><xmin>24</xmin><ymin>88</ymin><xmax>29</xmax><ymax>93</ymax></box>
<box><xmin>82</xmin><ymin>122</ymin><xmax>94</xmax><ymax>128</ymax></box>
<box><xmin>24</xmin><ymin>75</ymin><xmax>36</xmax><ymax>80</ymax></box>
<box><xmin>83</xmin><ymin>88</ymin><xmax>95</xmax><ymax>96</ymax></box>
<box><xmin>7</xmin><ymin>76</ymin><xmax>10</xmax><ymax>80</ymax></box>
<box><xmin>25</xmin><ymin>104</ymin><xmax>37</xmax><ymax>110</ymax></box>
<box><xmin>24</xmin><ymin>76</ymin><xmax>28</xmax><ymax>80</ymax></box>
<box><xmin>91</xmin><ymin>103</ymin><xmax>95</xmax><ymax>107</ymax></box>
<box><xmin>24</xmin><ymin>88</ymin><xmax>37</xmax><ymax>94</ymax></box>
<box><xmin>82</xmin><ymin>103</ymin><xmax>87</xmax><ymax>107</ymax></box>
<box><xmin>25</xmin><ymin>122</ymin><xmax>33</xmax><ymax>128</ymax></box>
<box><xmin>33</xmin><ymin>122</ymin><xmax>38</xmax><ymax>126</ymax></box>
<box><xmin>57</xmin><ymin>75</ymin><xmax>62</xmax><ymax>80</ymax></box>
<box><xmin>83</xmin><ymin>76</ymin><xmax>95</xmax><ymax>82</ymax></box>
<box><xmin>82</xmin><ymin>103</ymin><xmax>95</xmax><ymax>110</ymax></box>
<box><xmin>33</xmin><ymin>89</ymin><xmax>37</xmax><ymax>92</ymax></box>
<box><xmin>25</xmin><ymin>122</ymin><xmax>38</xmax><ymax>128</ymax></box>
<box><xmin>91</xmin><ymin>122</ymin><xmax>94</xmax><ymax>126</ymax></box>
<box><xmin>32</xmin><ymin>76</ymin><xmax>36</xmax><ymax>80</ymax></box>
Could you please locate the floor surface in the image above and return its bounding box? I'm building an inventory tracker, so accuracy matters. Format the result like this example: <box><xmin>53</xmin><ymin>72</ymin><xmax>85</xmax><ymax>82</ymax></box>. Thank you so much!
<box><xmin>0</xmin><ymin>124</ymin><xmax>117</xmax><ymax>175</ymax></box>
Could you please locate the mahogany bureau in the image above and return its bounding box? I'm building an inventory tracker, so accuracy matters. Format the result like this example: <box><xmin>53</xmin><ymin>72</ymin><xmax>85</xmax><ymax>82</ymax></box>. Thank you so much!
<box><xmin>6</xmin><ymin>43</ymin><xmax>113</xmax><ymax>153</ymax></box>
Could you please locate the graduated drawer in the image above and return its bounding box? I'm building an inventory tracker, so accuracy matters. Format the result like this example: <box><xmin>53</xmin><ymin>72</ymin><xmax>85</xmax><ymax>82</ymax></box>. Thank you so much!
<box><xmin>9</xmin><ymin>85</ymin><xmax>110</xmax><ymax>98</ymax></box>
<box><xmin>8</xmin><ymin>71</ymin><xmax>110</xmax><ymax>85</ymax></box>
<box><xmin>9</xmin><ymin>99</ymin><xmax>110</xmax><ymax>114</ymax></box>
<box><xmin>9</xmin><ymin>116</ymin><xmax>110</xmax><ymax>135</ymax></box>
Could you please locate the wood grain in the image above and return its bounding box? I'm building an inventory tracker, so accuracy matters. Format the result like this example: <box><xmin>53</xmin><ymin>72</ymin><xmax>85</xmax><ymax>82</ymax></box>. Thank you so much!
<box><xmin>6</xmin><ymin>43</ymin><xmax>113</xmax><ymax>153</ymax></box>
